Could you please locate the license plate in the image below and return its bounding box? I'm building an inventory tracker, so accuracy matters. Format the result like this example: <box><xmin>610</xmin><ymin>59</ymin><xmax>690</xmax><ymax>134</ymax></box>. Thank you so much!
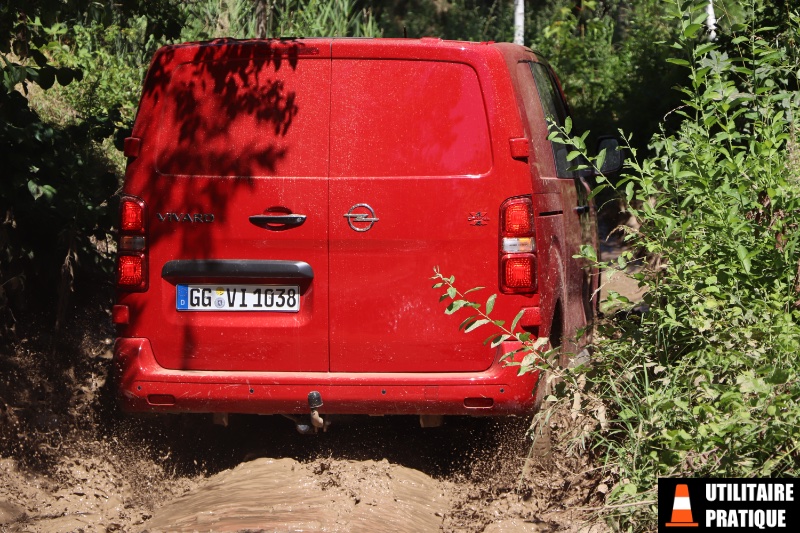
<box><xmin>176</xmin><ymin>284</ymin><xmax>300</xmax><ymax>312</ymax></box>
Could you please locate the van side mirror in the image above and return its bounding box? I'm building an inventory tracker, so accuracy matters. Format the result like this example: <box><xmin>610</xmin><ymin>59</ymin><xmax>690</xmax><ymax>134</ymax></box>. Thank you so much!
<box><xmin>596</xmin><ymin>136</ymin><xmax>624</xmax><ymax>175</ymax></box>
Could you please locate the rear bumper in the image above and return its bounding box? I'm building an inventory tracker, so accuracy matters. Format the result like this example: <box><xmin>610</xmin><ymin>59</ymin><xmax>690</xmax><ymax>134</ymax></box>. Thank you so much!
<box><xmin>113</xmin><ymin>338</ymin><xmax>540</xmax><ymax>415</ymax></box>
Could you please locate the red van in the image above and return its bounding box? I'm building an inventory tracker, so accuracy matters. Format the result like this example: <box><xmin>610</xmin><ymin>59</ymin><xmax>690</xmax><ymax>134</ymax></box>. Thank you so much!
<box><xmin>113</xmin><ymin>38</ymin><xmax>605</xmax><ymax>430</ymax></box>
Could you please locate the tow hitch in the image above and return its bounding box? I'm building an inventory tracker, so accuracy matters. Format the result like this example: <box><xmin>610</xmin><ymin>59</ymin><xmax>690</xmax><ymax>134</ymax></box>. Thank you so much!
<box><xmin>283</xmin><ymin>391</ymin><xmax>328</xmax><ymax>434</ymax></box>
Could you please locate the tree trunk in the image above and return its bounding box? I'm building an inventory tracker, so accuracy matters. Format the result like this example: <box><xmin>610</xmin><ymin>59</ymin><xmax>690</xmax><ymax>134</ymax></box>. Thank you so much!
<box><xmin>255</xmin><ymin>0</ymin><xmax>268</xmax><ymax>39</ymax></box>
<box><xmin>706</xmin><ymin>0</ymin><xmax>717</xmax><ymax>41</ymax></box>
<box><xmin>514</xmin><ymin>0</ymin><xmax>525</xmax><ymax>45</ymax></box>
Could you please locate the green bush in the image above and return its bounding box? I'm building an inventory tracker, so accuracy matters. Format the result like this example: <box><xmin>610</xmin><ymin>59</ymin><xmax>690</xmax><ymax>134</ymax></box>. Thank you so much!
<box><xmin>435</xmin><ymin>1</ymin><xmax>800</xmax><ymax>529</ymax></box>
<box><xmin>528</xmin><ymin>0</ymin><xmax>686</xmax><ymax>149</ymax></box>
<box><xmin>554</xmin><ymin>1</ymin><xmax>800</xmax><ymax>527</ymax></box>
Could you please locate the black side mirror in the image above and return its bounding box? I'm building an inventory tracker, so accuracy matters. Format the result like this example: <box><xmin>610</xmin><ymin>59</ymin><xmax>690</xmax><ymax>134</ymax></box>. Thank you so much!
<box><xmin>596</xmin><ymin>136</ymin><xmax>624</xmax><ymax>175</ymax></box>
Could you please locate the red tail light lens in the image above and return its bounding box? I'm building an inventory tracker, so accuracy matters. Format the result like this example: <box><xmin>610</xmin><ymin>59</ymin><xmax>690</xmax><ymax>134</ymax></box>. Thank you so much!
<box><xmin>117</xmin><ymin>195</ymin><xmax>148</xmax><ymax>292</ymax></box>
<box><xmin>121</xmin><ymin>198</ymin><xmax>145</xmax><ymax>233</ymax></box>
<box><xmin>117</xmin><ymin>253</ymin><xmax>147</xmax><ymax>289</ymax></box>
<box><xmin>501</xmin><ymin>197</ymin><xmax>533</xmax><ymax>236</ymax></box>
<box><xmin>501</xmin><ymin>255</ymin><xmax>536</xmax><ymax>291</ymax></box>
<box><xmin>500</xmin><ymin>196</ymin><xmax>536</xmax><ymax>294</ymax></box>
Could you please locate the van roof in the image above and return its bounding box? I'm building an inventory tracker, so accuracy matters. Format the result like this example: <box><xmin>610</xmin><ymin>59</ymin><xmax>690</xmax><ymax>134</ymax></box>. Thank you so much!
<box><xmin>155</xmin><ymin>37</ymin><xmax>534</xmax><ymax>58</ymax></box>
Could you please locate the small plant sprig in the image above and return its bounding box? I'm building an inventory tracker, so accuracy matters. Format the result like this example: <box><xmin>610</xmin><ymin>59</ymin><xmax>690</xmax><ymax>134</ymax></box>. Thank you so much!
<box><xmin>430</xmin><ymin>266</ymin><xmax>551</xmax><ymax>375</ymax></box>
<box><xmin>431</xmin><ymin>267</ymin><xmax>613</xmax><ymax>473</ymax></box>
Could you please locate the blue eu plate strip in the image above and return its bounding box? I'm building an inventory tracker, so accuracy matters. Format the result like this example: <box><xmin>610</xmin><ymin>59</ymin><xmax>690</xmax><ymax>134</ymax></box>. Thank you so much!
<box><xmin>176</xmin><ymin>284</ymin><xmax>189</xmax><ymax>310</ymax></box>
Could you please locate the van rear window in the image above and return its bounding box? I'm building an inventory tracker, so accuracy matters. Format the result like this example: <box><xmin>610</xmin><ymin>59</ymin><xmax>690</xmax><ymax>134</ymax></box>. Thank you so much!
<box><xmin>155</xmin><ymin>57</ymin><xmax>490</xmax><ymax>178</ymax></box>
<box><xmin>330</xmin><ymin>60</ymin><xmax>491</xmax><ymax>177</ymax></box>
<box><xmin>156</xmin><ymin>57</ymin><xmax>330</xmax><ymax>177</ymax></box>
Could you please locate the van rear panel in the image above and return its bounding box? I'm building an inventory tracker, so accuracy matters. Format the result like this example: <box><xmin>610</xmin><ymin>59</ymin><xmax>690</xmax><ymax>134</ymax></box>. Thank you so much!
<box><xmin>123</xmin><ymin>41</ymin><xmax>332</xmax><ymax>373</ymax></box>
<box><xmin>114</xmin><ymin>38</ymin><xmax>569</xmax><ymax>415</ymax></box>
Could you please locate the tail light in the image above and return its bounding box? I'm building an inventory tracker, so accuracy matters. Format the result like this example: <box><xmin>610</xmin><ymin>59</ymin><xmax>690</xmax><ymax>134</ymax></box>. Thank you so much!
<box><xmin>117</xmin><ymin>196</ymin><xmax>148</xmax><ymax>291</ymax></box>
<box><xmin>500</xmin><ymin>196</ymin><xmax>536</xmax><ymax>294</ymax></box>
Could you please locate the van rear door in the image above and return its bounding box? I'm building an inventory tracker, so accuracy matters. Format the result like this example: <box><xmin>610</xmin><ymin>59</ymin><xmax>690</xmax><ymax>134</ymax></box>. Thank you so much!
<box><xmin>131</xmin><ymin>41</ymin><xmax>332</xmax><ymax>372</ymax></box>
<box><xmin>327</xmin><ymin>43</ymin><xmax>500</xmax><ymax>373</ymax></box>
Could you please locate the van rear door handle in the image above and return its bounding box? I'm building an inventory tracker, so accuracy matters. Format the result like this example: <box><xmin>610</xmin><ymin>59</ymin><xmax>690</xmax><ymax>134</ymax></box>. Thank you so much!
<box><xmin>249</xmin><ymin>214</ymin><xmax>307</xmax><ymax>230</ymax></box>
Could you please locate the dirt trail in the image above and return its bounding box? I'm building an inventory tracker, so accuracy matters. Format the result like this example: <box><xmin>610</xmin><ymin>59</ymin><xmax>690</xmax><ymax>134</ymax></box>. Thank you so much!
<box><xmin>143</xmin><ymin>457</ymin><xmax>448</xmax><ymax>532</ymax></box>
<box><xmin>1</xmin><ymin>410</ymin><xmax>603</xmax><ymax>532</ymax></box>
<box><xmin>0</xmin><ymin>267</ymin><xmax>641</xmax><ymax>532</ymax></box>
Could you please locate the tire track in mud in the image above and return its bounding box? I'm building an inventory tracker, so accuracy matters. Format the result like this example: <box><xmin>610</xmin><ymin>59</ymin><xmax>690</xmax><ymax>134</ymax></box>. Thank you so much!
<box><xmin>132</xmin><ymin>413</ymin><xmax>601</xmax><ymax>532</ymax></box>
<box><xmin>135</xmin><ymin>414</ymin><xmax>525</xmax><ymax>531</ymax></box>
<box><xmin>1</xmin><ymin>277</ymin><xmax>627</xmax><ymax>532</ymax></box>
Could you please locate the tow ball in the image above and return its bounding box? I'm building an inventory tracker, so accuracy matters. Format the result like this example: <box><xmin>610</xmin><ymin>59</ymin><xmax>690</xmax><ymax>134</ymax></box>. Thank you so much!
<box><xmin>308</xmin><ymin>391</ymin><xmax>325</xmax><ymax>430</ymax></box>
<box><xmin>285</xmin><ymin>391</ymin><xmax>328</xmax><ymax>434</ymax></box>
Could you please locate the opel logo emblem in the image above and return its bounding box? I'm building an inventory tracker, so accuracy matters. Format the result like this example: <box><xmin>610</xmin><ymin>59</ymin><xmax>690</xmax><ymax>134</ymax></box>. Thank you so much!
<box><xmin>344</xmin><ymin>204</ymin><xmax>379</xmax><ymax>232</ymax></box>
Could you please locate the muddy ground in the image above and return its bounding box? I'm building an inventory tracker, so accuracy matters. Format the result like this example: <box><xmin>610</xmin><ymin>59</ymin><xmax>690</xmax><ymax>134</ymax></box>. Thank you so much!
<box><xmin>1</xmin><ymin>249</ymin><xmax>638</xmax><ymax>532</ymax></box>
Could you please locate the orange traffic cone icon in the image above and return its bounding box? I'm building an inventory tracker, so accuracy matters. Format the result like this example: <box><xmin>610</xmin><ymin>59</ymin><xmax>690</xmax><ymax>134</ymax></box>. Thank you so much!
<box><xmin>665</xmin><ymin>484</ymin><xmax>698</xmax><ymax>527</ymax></box>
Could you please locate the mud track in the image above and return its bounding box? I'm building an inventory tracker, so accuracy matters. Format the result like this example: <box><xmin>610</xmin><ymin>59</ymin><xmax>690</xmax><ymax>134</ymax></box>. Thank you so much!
<box><xmin>0</xmin><ymin>282</ymin><xmax>624</xmax><ymax>532</ymax></box>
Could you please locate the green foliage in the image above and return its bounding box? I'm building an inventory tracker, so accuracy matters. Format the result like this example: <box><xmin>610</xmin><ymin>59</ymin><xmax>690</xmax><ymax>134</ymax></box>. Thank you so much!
<box><xmin>50</xmin><ymin>17</ymin><xmax>159</xmax><ymax>128</ymax></box>
<box><xmin>550</xmin><ymin>1</ymin><xmax>800</xmax><ymax>527</ymax></box>
<box><xmin>1</xmin><ymin>6</ymin><xmax>117</xmax><ymax>322</ymax></box>
<box><xmin>430</xmin><ymin>267</ymin><xmax>553</xmax><ymax>369</ymax></box>
<box><xmin>377</xmin><ymin>0</ymin><xmax>513</xmax><ymax>41</ymax></box>
<box><xmin>181</xmin><ymin>0</ymin><xmax>381</xmax><ymax>39</ymax></box>
<box><xmin>528</xmin><ymin>0</ymin><xmax>686</xmax><ymax>149</ymax></box>
<box><xmin>435</xmin><ymin>1</ymin><xmax>800</xmax><ymax>529</ymax></box>
<box><xmin>273</xmin><ymin>0</ymin><xmax>381</xmax><ymax>37</ymax></box>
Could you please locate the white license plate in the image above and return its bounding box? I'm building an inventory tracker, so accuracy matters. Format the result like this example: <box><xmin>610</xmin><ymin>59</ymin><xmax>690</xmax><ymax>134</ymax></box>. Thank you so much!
<box><xmin>176</xmin><ymin>284</ymin><xmax>300</xmax><ymax>312</ymax></box>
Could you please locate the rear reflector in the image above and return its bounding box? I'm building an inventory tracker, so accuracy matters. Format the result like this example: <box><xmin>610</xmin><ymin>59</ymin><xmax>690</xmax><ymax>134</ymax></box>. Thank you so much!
<box><xmin>464</xmin><ymin>397</ymin><xmax>494</xmax><ymax>408</ymax></box>
<box><xmin>112</xmin><ymin>305</ymin><xmax>130</xmax><ymax>324</ymax></box>
<box><xmin>147</xmin><ymin>394</ymin><xmax>176</xmax><ymax>406</ymax></box>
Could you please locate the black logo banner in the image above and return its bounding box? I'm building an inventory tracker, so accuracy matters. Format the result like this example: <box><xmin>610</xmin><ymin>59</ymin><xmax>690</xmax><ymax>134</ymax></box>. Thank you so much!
<box><xmin>658</xmin><ymin>478</ymin><xmax>799</xmax><ymax>531</ymax></box>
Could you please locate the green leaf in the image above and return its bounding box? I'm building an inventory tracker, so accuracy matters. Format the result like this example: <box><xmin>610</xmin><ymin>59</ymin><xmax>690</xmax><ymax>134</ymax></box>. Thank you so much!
<box><xmin>460</xmin><ymin>315</ymin><xmax>479</xmax><ymax>330</ymax></box>
<box><xmin>445</xmin><ymin>300</ymin><xmax>468</xmax><ymax>315</ymax></box>
<box><xmin>595</xmin><ymin>148</ymin><xmax>606</xmax><ymax>172</ymax></box>
<box><xmin>463</xmin><ymin>286</ymin><xmax>485</xmax><ymax>295</ymax></box>
<box><xmin>446</xmin><ymin>287</ymin><xmax>457</xmax><ymax>299</ymax></box>
<box><xmin>580</xmin><ymin>244</ymin><xmax>597</xmax><ymax>262</ymax></box>
<box><xmin>666</xmin><ymin>303</ymin><xmax>676</xmax><ymax>320</ymax></box>
<box><xmin>736</xmin><ymin>245</ymin><xmax>751</xmax><ymax>274</ymax></box>
<box><xmin>587</xmin><ymin>183</ymin><xmax>608</xmax><ymax>201</ymax></box>
<box><xmin>55</xmin><ymin>67</ymin><xmax>74</xmax><ymax>86</ymax></box>
<box><xmin>694</xmin><ymin>43</ymin><xmax>718</xmax><ymax>56</ymax></box>
<box><xmin>485</xmin><ymin>294</ymin><xmax>496</xmax><ymax>315</ymax></box>
<box><xmin>766</xmin><ymin>369</ymin><xmax>789</xmax><ymax>385</ymax></box>
<box><xmin>490</xmin><ymin>334</ymin><xmax>511</xmax><ymax>348</ymax></box>
<box><xmin>511</xmin><ymin>309</ymin><xmax>525</xmax><ymax>333</ymax></box>
<box><xmin>27</xmin><ymin>180</ymin><xmax>43</xmax><ymax>200</ymax></box>
<box><xmin>464</xmin><ymin>319</ymin><xmax>490</xmax><ymax>333</ymax></box>
<box><xmin>683</xmin><ymin>23</ymin><xmax>703</xmax><ymax>39</ymax></box>
<box><xmin>564</xmin><ymin>116</ymin><xmax>572</xmax><ymax>134</ymax></box>
<box><xmin>666</xmin><ymin>58</ymin><xmax>690</xmax><ymax>67</ymax></box>
<box><xmin>37</xmin><ymin>65</ymin><xmax>55</xmax><ymax>90</ymax></box>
